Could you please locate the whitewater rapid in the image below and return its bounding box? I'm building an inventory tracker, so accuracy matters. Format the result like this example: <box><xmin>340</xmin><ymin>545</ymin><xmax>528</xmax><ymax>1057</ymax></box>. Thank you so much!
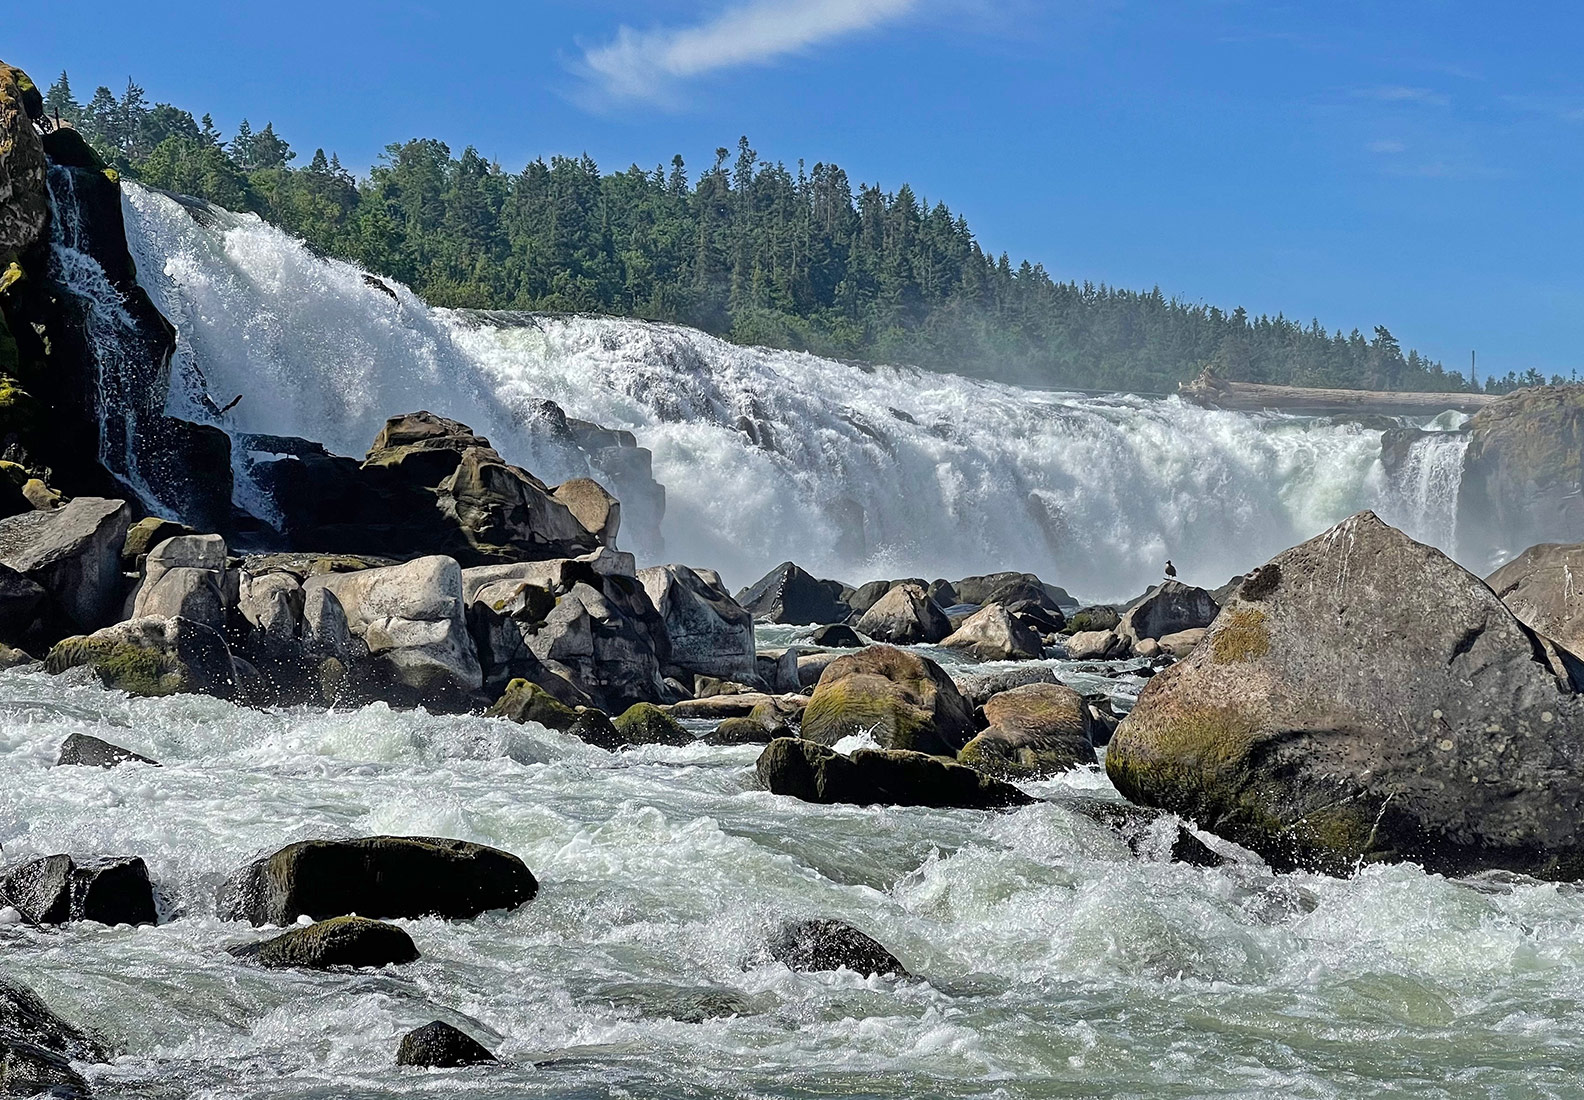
<box><xmin>118</xmin><ymin>184</ymin><xmax>1471</xmax><ymax>598</ymax></box>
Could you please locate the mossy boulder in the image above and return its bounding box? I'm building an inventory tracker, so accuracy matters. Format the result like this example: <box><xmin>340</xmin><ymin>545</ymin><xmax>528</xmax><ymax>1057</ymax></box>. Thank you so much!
<box><xmin>486</xmin><ymin>678</ymin><xmax>580</xmax><ymax>731</ymax></box>
<box><xmin>567</xmin><ymin>707</ymin><xmax>621</xmax><ymax>750</ymax></box>
<box><xmin>958</xmin><ymin>682</ymin><xmax>1096</xmax><ymax>779</ymax></box>
<box><xmin>121</xmin><ymin>516</ymin><xmax>197</xmax><ymax>569</ymax></box>
<box><xmin>1061</xmin><ymin>606</ymin><xmax>1121</xmax><ymax>635</ymax></box>
<box><xmin>800</xmin><ymin>645</ymin><xmax>975</xmax><ymax>756</ymax></box>
<box><xmin>41</xmin><ymin>125</ymin><xmax>108</xmax><ymax>172</ymax></box>
<box><xmin>47</xmin><ymin>616</ymin><xmax>238</xmax><ymax>698</ymax></box>
<box><xmin>612</xmin><ymin>701</ymin><xmax>691</xmax><ymax>746</ymax></box>
<box><xmin>228</xmin><ymin>915</ymin><xmax>419</xmax><ymax>970</ymax></box>
<box><xmin>1108</xmin><ymin>511</ymin><xmax>1584</xmax><ymax>878</ymax></box>
<box><xmin>756</xmin><ymin>737</ymin><xmax>1033</xmax><ymax>810</ymax></box>
<box><xmin>706</xmin><ymin>697</ymin><xmax>799</xmax><ymax>744</ymax></box>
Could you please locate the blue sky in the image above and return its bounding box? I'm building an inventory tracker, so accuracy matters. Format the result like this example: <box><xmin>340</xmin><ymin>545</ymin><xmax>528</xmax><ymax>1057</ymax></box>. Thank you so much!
<box><xmin>11</xmin><ymin>1</ymin><xmax>1584</xmax><ymax>378</ymax></box>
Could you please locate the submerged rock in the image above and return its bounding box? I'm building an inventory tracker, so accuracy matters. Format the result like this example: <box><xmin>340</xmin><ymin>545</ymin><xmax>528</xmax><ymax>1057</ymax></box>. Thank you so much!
<box><xmin>800</xmin><ymin>646</ymin><xmax>976</xmax><ymax>755</ymax></box>
<box><xmin>0</xmin><ymin>854</ymin><xmax>158</xmax><ymax>925</ymax></box>
<box><xmin>756</xmin><ymin>737</ymin><xmax>1033</xmax><ymax>810</ymax></box>
<box><xmin>56</xmin><ymin>732</ymin><xmax>158</xmax><ymax>768</ymax></box>
<box><xmin>735</xmin><ymin>562</ymin><xmax>849</xmax><ymax>625</ymax></box>
<box><xmin>763</xmin><ymin>919</ymin><xmax>907</xmax><ymax>977</ymax></box>
<box><xmin>229</xmin><ymin>915</ymin><xmax>419</xmax><ymax>970</ymax></box>
<box><xmin>958</xmin><ymin>682</ymin><xmax>1096</xmax><ymax>779</ymax></box>
<box><xmin>853</xmin><ymin>583</ymin><xmax>951</xmax><ymax>645</ymax></box>
<box><xmin>1066</xmin><ymin>798</ymin><xmax>1229</xmax><ymax>868</ymax></box>
<box><xmin>1108</xmin><ymin>511</ymin><xmax>1584</xmax><ymax>878</ymax></box>
<box><xmin>220</xmin><ymin>836</ymin><xmax>537</xmax><ymax>925</ymax></box>
<box><xmin>0</xmin><ymin>972</ymin><xmax>100</xmax><ymax>1100</ymax></box>
<box><xmin>486</xmin><ymin>678</ymin><xmax>580</xmax><ymax>731</ymax></box>
<box><xmin>396</xmin><ymin>1020</ymin><xmax>497</xmax><ymax>1068</ymax></box>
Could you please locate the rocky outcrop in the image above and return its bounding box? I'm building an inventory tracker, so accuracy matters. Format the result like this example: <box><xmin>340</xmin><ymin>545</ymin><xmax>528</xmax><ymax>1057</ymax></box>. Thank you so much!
<box><xmin>220</xmin><ymin>836</ymin><xmax>538</xmax><ymax>925</ymax></box>
<box><xmin>957</xmin><ymin>683</ymin><xmax>1096</xmax><ymax>779</ymax></box>
<box><xmin>800</xmin><ymin>646</ymin><xmax>976</xmax><ymax>756</ymax></box>
<box><xmin>940</xmin><ymin>603</ymin><xmax>1045</xmax><ymax>661</ymax></box>
<box><xmin>955</xmin><ymin>571</ymin><xmax>1074</xmax><ymax>614</ymax></box>
<box><xmin>1458</xmin><ymin>386</ymin><xmax>1584</xmax><ymax>566</ymax></box>
<box><xmin>306</xmin><ymin>555</ymin><xmax>482</xmax><ymax>707</ymax></box>
<box><xmin>56</xmin><ymin>732</ymin><xmax>158</xmax><ymax>768</ymax></box>
<box><xmin>0</xmin><ymin>66</ymin><xmax>46</xmax><ymax>267</ymax></box>
<box><xmin>552</xmin><ymin>477</ymin><xmax>620</xmax><ymax>545</ymax></box>
<box><xmin>853</xmin><ymin>583</ymin><xmax>951</xmax><ymax>645</ymax></box>
<box><xmin>1486</xmin><ymin>543</ymin><xmax>1584</xmax><ymax>654</ymax></box>
<box><xmin>0</xmin><ymin>853</ymin><xmax>158</xmax><ymax>925</ymax></box>
<box><xmin>762</xmin><ymin>919</ymin><xmax>907</xmax><ymax>977</ymax></box>
<box><xmin>638</xmin><ymin>563</ymin><xmax>756</xmax><ymax>684</ymax></box>
<box><xmin>397</xmin><ymin>1021</ymin><xmax>498</xmax><ymax>1068</ymax></box>
<box><xmin>131</xmin><ymin>533</ymin><xmax>234</xmax><ymax>630</ymax></box>
<box><xmin>735</xmin><ymin>562</ymin><xmax>849</xmax><ymax>625</ymax></box>
<box><xmin>1107</xmin><ymin>511</ymin><xmax>1584</xmax><ymax>878</ymax></box>
<box><xmin>0</xmin><ymin>496</ymin><xmax>129</xmax><ymax>635</ymax></box>
<box><xmin>1119</xmin><ymin>580</ymin><xmax>1219</xmax><ymax>644</ymax></box>
<box><xmin>47</xmin><ymin>615</ymin><xmax>239</xmax><ymax>698</ymax></box>
<box><xmin>756</xmin><ymin>738</ymin><xmax>1033</xmax><ymax>810</ymax></box>
<box><xmin>229</xmin><ymin>915</ymin><xmax>420</xmax><ymax>969</ymax></box>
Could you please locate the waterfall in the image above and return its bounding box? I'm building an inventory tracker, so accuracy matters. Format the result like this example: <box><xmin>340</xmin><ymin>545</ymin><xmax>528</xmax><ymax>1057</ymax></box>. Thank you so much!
<box><xmin>118</xmin><ymin>183</ymin><xmax>1474</xmax><ymax>599</ymax></box>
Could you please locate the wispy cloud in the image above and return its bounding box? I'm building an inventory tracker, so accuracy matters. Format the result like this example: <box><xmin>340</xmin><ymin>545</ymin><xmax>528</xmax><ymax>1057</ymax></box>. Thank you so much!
<box><xmin>578</xmin><ymin>0</ymin><xmax>926</xmax><ymax>106</ymax></box>
<box><xmin>1366</xmin><ymin>138</ymin><xmax>1406</xmax><ymax>154</ymax></box>
<box><xmin>1351</xmin><ymin>85</ymin><xmax>1451</xmax><ymax>107</ymax></box>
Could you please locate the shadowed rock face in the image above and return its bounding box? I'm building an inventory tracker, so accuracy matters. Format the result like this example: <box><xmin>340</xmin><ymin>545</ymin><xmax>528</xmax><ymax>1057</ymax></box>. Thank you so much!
<box><xmin>1108</xmin><ymin>511</ymin><xmax>1584</xmax><ymax>879</ymax></box>
<box><xmin>735</xmin><ymin>562</ymin><xmax>849</xmax><ymax>625</ymax></box>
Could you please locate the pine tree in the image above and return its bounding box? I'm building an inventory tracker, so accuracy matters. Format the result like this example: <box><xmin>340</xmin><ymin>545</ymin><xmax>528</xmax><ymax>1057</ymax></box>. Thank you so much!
<box><xmin>44</xmin><ymin>71</ymin><xmax>80</xmax><ymax>122</ymax></box>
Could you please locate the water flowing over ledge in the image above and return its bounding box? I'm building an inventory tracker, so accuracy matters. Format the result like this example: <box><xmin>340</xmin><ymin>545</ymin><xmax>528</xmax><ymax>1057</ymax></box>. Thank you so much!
<box><xmin>117</xmin><ymin>184</ymin><xmax>1470</xmax><ymax>598</ymax></box>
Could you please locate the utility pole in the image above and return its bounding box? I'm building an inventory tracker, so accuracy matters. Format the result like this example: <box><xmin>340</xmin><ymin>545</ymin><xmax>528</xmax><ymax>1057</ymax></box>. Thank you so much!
<box><xmin>1470</xmin><ymin>350</ymin><xmax>1477</xmax><ymax>389</ymax></box>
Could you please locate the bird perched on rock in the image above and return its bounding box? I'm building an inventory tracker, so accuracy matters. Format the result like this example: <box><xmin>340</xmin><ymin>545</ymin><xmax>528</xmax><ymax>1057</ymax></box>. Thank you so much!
<box><xmin>1164</xmin><ymin>560</ymin><xmax>1177</xmax><ymax>579</ymax></box>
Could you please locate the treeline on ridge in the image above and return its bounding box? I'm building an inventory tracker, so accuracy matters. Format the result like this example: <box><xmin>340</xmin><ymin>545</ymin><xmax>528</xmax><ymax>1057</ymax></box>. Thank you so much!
<box><xmin>40</xmin><ymin>73</ymin><xmax>1562</xmax><ymax>395</ymax></box>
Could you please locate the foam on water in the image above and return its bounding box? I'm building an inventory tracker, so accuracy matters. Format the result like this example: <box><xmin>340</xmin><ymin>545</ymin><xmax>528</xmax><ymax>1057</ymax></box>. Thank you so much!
<box><xmin>4</xmin><ymin>667</ymin><xmax>1584</xmax><ymax>1098</ymax></box>
<box><xmin>116</xmin><ymin>185</ymin><xmax>1474</xmax><ymax>599</ymax></box>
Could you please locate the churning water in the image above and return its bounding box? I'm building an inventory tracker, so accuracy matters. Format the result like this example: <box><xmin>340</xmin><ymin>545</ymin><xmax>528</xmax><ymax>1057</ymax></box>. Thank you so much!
<box><xmin>6</xmin><ymin>658</ymin><xmax>1584</xmax><ymax>1099</ymax></box>
<box><xmin>114</xmin><ymin>185</ymin><xmax>1476</xmax><ymax>600</ymax></box>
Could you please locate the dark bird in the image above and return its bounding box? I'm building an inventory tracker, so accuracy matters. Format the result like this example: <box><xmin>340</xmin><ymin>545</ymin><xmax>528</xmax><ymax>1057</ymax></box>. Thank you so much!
<box><xmin>1164</xmin><ymin>560</ymin><xmax>1177</xmax><ymax>579</ymax></box>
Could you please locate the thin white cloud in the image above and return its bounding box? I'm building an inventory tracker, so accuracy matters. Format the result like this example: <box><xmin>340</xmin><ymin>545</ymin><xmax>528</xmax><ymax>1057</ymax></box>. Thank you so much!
<box><xmin>1367</xmin><ymin>138</ymin><xmax>1406</xmax><ymax>154</ymax></box>
<box><xmin>580</xmin><ymin>0</ymin><xmax>925</xmax><ymax>105</ymax></box>
<box><xmin>1352</xmin><ymin>85</ymin><xmax>1451</xmax><ymax>108</ymax></box>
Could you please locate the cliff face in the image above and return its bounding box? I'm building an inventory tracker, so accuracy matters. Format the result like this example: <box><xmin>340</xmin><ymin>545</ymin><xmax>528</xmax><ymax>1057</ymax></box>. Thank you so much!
<box><xmin>1457</xmin><ymin>385</ymin><xmax>1584</xmax><ymax>569</ymax></box>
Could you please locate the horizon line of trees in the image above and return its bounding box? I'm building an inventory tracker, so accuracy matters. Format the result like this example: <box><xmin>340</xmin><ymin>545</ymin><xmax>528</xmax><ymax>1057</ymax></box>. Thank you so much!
<box><xmin>40</xmin><ymin>71</ymin><xmax>1574</xmax><ymax>396</ymax></box>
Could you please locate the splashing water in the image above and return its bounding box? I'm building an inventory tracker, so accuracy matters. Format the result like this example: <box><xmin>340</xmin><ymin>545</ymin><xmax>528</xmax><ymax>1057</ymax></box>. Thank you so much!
<box><xmin>118</xmin><ymin>184</ymin><xmax>1469</xmax><ymax>597</ymax></box>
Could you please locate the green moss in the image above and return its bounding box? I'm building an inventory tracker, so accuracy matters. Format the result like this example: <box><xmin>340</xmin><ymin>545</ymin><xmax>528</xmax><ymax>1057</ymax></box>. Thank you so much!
<box><xmin>802</xmin><ymin>679</ymin><xmax>937</xmax><ymax>753</ymax></box>
<box><xmin>613</xmin><ymin>702</ymin><xmax>690</xmax><ymax>746</ymax></box>
<box><xmin>485</xmin><ymin>678</ymin><xmax>578</xmax><ymax>731</ymax></box>
<box><xmin>48</xmin><ymin>638</ymin><xmax>185</xmax><ymax>696</ymax></box>
<box><xmin>0</xmin><ymin>262</ymin><xmax>22</xmax><ymax>295</ymax></box>
<box><xmin>1210</xmin><ymin>608</ymin><xmax>1270</xmax><ymax>664</ymax></box>
<box><xmin>0</xmin><ymin>373</ymin><xmax>40</xmax><ymax>435</ymax></box>
<box><xmin>102</xmin><ymin>167</ymin><xmax>120</xmax><ymax>185</ymax></box>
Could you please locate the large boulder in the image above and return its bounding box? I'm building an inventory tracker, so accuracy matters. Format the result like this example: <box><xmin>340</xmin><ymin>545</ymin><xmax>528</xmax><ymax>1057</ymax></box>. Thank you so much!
<box><xmin>1119</xmin><ymin>580</ymin><xmax>1219</xmax><ymax>644</ymax></box>
<box><xmin>306</xmin><ymin>555</ymin><xmax>483</xmax><ymax>707</ymax></box>
<box><xmin>639</xmin><ymin>563</ymin><xmax>756</xmax><ymax>684</ymax></box>
<box><xmin>853</xmin><ymin>583</ymin><xmax>951</xmax><ymax>645</ymax></box>
<box><xmin>552</xmin><ymin>477</ymin><xmax>621</xmax><ymax>546</ymax></box>
<box><xmin>735</xmin><ymin>562</ymin><xmax>849</xmax><ymax>625</ymax></box>
<box><xmin>0</xmin><ymin>854</ymin><xmax>158</xmax><ymax>925</ymax></box>
<box><xmin>228</xmin><ymin>915</ymin><xmax>419</xmax><ymax>969</ymax></box>
<box><xmin>800</xmin><ymin>646</ymin><xmax>976</xmax><ymax>755</ymax></box>
<box><xmin>1063</xmin><ymin>629</ymin><xmax>1130</xmax><ymax>660</ymax></box>
<box><xmin>1458</xmin><ymin>386</ymin><xmax>1584</xmax><ymax>566</ymax></box>
<box><xmin>0</xmin><ymin>496</ymin><xmax>129</xmax><ymax>633</ymax></box>
<box><xmin>46</xmin><ymin>615</ymin><xmax>239</xmax><ymax>698</ymax></box>
<box><xmin>956</xmin><ymin>571</ymin><xmax>1074</xmax><ymax>612</ymax></box>
<box><xmin>132</xmin><ymin>533</ymin><xmax>235</xmax><ymax>629</ymax></box>
<box><xmin>940</xmin><ymin>603</ymin><xmax>1045</xmax><ymax>661</ymax></box>
<box><xmin>953</xmin><ymin>664</ymin><xmax>1059</xmax><ymax>709</ymax></box>
<box><xmin>1486</xmin><ymin>543</ymin><xmax>1584</xmax><ymax>654</ymax></box>
<box><xmin>612</xmin><ymin>702</ymin><xmax>691</xmax><ymax>746</ymax></box>
<box><xmin>485</xmin><ymin>678</ymin><xmax>581</xmax><ymax>730</ymax></box>
<box><xmin>0</xmin><ymin>64</ymin><xmax>47</xmax><ymax>268</ymax></box>
<box><xmin>1107</xmin><ymin>511</ymin><xmax>1584</xmax><ymax>878</ymax></box>
<box><xmin>958</xmin><ymin>683</ymin><xmax>1095</xmax><ymax>779</ymax></box>
<box><xmin>220</xmin><ymin>836</ymin><xmax>537</xmax><ymax>926</ymax></box>
<box><xmin>756</xmin><ymin>738</ymin><xmax>1033</xmax><ymax>810</ymax></box>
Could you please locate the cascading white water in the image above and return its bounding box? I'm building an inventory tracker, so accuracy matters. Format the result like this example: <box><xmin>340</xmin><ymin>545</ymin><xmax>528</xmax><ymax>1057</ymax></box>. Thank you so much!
<box><xmin>120</xmin><ymin>183</ymin><xmax>1471</xmax><ymax>598</ymax></box>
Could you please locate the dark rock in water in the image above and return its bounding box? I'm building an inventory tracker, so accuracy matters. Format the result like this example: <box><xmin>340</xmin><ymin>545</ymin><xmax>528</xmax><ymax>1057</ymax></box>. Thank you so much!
<box><xmin>56</xmin><ymin>732</ymin><xmax>158</xmax><ymax>769</ymax></box>
<box><xmin>764</xmin><ymin>919</ymin><xmax>907</xmax><ymax>977</ymax></box>
<box><xmin>735</xmin><ymin>562</ymin><xmax>849</xmax><ymax>625</ymax></box>
<box><xmin>958</xmin><ymin>683</ymin><xmax>1096</xmax><ymax>779</ymax></box>
<box><xmin>638</xmin><ymin>564</ymin><xmax>756</xmax><ymax>685</ymax></box>
<box><xmin>1119</xmin><ymin>580</ymin><xmax>1219</xmax><ymax>644</ymax></box>
<box><xmin>1066</xmin><ymin>798</ymin><xmax>1229</xmax><ymax>868</ymax></box>
<box><xmin>396</xmin><ymin>1020</ymin><xmax>497</xmax><ymax>1068</ymax></box>
<box><xmin>706</xmin><ymin>697</ymin><xmax>800</xmax><ymax>745</ymax></box>
<box><xmin>1458</xmin><ymin>385</ymin><xmax>1584</xmax><ymax>566</ymax></box>
<box><xmin>0</xmin><ymin>561</ymin><xmax>45</xmax><ymax>646</ymax></box>
<box><xmin>47</xmin><ymin>615</ymin><xmax>238</xmax><ymax>698</ymax></box>
<box><xmin>927</xmin><ymin>579</ymin><xmax>959</xmax><ymax>608</ymax></box>
<box><xmin>854</xmin><ymin>583</ymin><xmax>951</xmax><ymax>646</ymax></box>
<box><xmin>1061</xmin><ymin>606</ymin><xmax>1120</xmax><ymax>636</ymax></box>
<box><xmin>0</xmin><ymin>854</ymin><xmax>158</xmax><ymax>925</ymax></box>
<box><xmin>0</xmin><ymin>496</ymin><xmax>130</xmax><ymax>634</ymax></box>
<box><xmin>486</xmin><ymin>679</ymin><xmax>580</xmax><ymax>731</ymax></box>
<box><xmin>756</xmin><ymin>738</ymin><xmax>1033</xmax><ymax>810</ymax></box>
<box><xmin>0</xmin><ymin>1038</ymin><xmax>90</xmax><ymax>1098</ymax></box>
<box><xmin>1084</xmin><ymin>695</ymin><xmax>1121</xmax><ymax>746</ymax></box>
<box><xmin>941</xmin><ymin>603</ymin><xmax>1045</xmax><ymax>661</ymax></box>
<box><xmin>956</xmin><ymin>572</ymin><xmax>1075</xmax><ymax>612</ymax></box>
<box><xmin>1487</xmin><ymin>543</ymin><xmax>1584</xmax><ymax>655</ymax></box>
<box><xmin>801</xmin><ymin>645</ymin><xmax>975</xmax><ymax>755</ymax></box>
<box><xmin>612</xmin><ymin>702</ymin><xmax>692</xmax><ymax>746</ymax></box>
<box><xmin>0</xmin><ymin>975</ymin><xmax>104</xmax><ymax>1063</ymax></box>
<box><xmin>219</xmin><ymin>836</ymin><xmax>537</xmax><ymax>925</ymax></box>
<box><xmin>228</xmin><ymin>915</ymin><xmax>419</xmax><ymax>970</ymax></box>
<box><xmin>810</xmin><ymin>623</ymin><xmax>862</xmax><ymax>648</ymax></box>
<box><xmin>566</xmin><ymin>707</ymin><xmax>622</xmax><ymax>750</ymax></box>
<box><xmin>1108</xmin><ymin>511</ymin><xmax>1584</xmax><ymax>878</ymax></box>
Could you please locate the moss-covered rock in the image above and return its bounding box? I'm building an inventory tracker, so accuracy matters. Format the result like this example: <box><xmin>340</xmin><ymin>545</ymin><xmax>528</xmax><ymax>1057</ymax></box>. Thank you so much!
<box><xmin>1061</xmin><ymin>606</ymin><xmax>1121</xmax><ymax>635</ymax></box>
<box><xmin>0</xmin><ymin>66</ymin><xmax>47</xmax><ymax>268</ymax></box>
<box><xmin>40</xmin><ymin>126</ymin><xmax>107</xmax><ymax>172</ymax></box>
<box><xmin>228</xmin><ymin>915</ymin><xmax>420</xmax><ymax>970</ymax></box>
<box><xmin>958</xmin><ymin>682</ymin><xmax>1096</xmax><ymax>779</ymax></box>
<box><xmin>47</xmin><ymin>616</ymin><xmax>237</xmax><ymax>698</ymax></box>
<box><xmin>800</xmin><ymin>645</ymin><xmax>975</xmax><ymax>756</ymax></box>
<box><xmin>612</xmin><ymin>701</ymin><xmax>691</xmax><ymax>746</ymax></box>
<box><xmin>486</xmin><ymin>678</ymin><xmax>580</xmax><ymax>731</ymax></box>
<box><xmin>1108</xmin><ymin>511</ymin><xmax>1584</xmax><ymax>879</ymax></box>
